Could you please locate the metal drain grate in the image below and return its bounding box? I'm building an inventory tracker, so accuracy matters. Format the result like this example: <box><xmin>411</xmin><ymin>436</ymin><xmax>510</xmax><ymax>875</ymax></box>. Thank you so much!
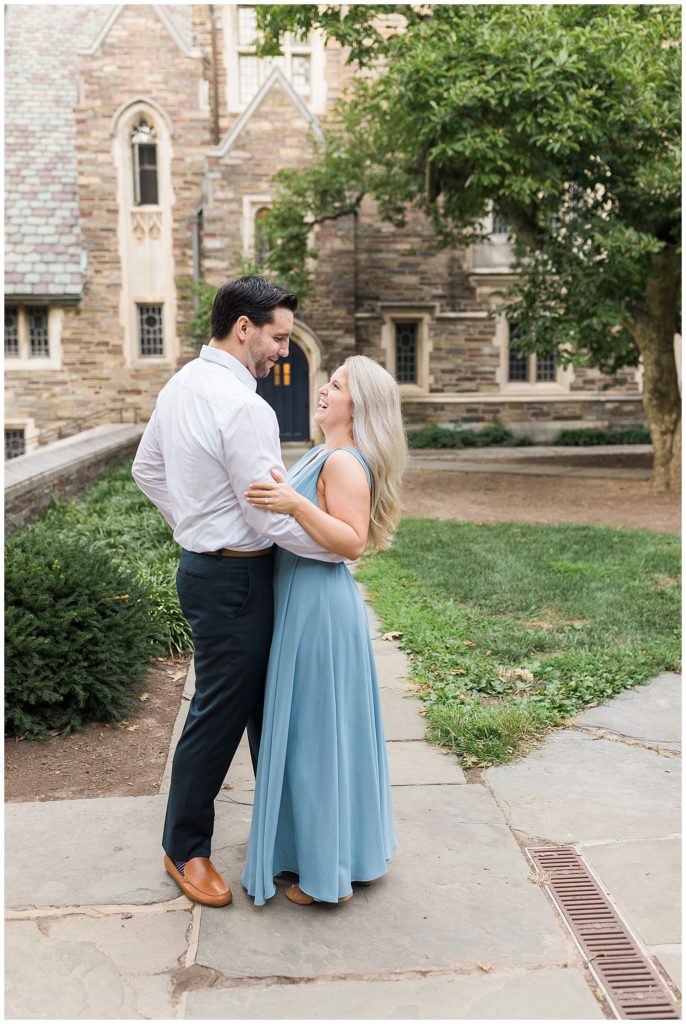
<box><xmin>527</xmin><ymin>846</ymin><xmax>680</xmax><ymax>1020</ymax></box>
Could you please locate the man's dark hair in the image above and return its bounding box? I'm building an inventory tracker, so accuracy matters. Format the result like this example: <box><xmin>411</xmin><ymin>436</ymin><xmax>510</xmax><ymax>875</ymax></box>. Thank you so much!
<box><xmin>210</xmin><ymin>276</ymin><xmax>298</xmax><ymax>340</ymax></box>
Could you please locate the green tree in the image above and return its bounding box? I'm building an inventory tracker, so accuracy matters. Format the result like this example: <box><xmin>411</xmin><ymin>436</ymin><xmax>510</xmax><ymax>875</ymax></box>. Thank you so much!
<box><xmin>257</xmin><ymin>5</ymin><xmax>681</xmax><ymax>491</ymax></box>
<box><xmin>178</xmin><ymin>278</ymin><xmax>218</xmax><ymax>346</ymax></box>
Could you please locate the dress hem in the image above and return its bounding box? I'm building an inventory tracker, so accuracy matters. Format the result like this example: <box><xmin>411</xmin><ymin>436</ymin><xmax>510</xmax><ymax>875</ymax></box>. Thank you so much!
<box><xmin>243</xmin><ymin>849</ymin><xmax>397</xmax><ymax>906</ymax></box>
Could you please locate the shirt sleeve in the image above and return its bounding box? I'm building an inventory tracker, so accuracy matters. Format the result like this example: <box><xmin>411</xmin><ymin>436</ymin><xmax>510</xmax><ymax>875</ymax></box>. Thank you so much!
<box><xmin>220</xmin><ymin>400</ymin><xmax>345</xmax><ymax>563</ymax></box>
<box><xmin>131</xmin><ymin>406</ymin><xmax>177</xmax><ymax>530</ymax></box>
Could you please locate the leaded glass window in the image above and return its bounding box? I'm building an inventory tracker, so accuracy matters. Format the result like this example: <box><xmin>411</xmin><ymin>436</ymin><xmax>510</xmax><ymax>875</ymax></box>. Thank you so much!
<box><xmin>508</xmin><ymin>323</ymin><xmax>558</xmax><ymax>384</ymax></box>
<box><xmin>5</xmin><ymin>428</ymin><xmax>26</xmax><ymax>460</ymax></box>
<box><xmin>291</xmin><ymin>55</ymin><xmax>311</xmax><ymax>98</ymax></box>
<box><xmin>395</xmin><ymin>323</ymin><xmax>418</xmax><ymax>384</ymax></box>
<box><xmin>5</xmin><ymin>307</ymin><xmax>19</xmax><ymax>357</ymax></box>
<box><xmin>508</xmin><ymin>350</ymin><xmax>528</xmax><ymax>381</ymax></box>
<box><xmin>239</xmin><ymin>55</ymin><xmax>260</xmax><ymax>104</ymax></box>
<box><xmin>237</xmin><ymin>6</ymin><xmax>257</xmax><ymax>45</ymax></box>
<box><xmin>492</xmin><ymin>213</ymin><xmax>508</xmax><ymax>235</ymax></box>
<box><xmin>138</xmin><ymin>304</ymin><xmax>164</xmax><ymax>357</ymax></box>
<box><xmin>254</xmin><ymin>207</ymin><xmax>270</xmax><ymax>266</ymax></box>
<box><xmin>131</xmin><ymin>120</ymin><xmax>158</xmax><ymax>206</ymax></box>
<box><xmin>536</xmin><ymin>354</ymin><xmax>557</xmax><ymax>382</ymax></box>
<box><xmin>3</xmin><ymin>306</ymin><xmax>62</xmax><ymax>364</ymax></box>
<box><xmin>233</xmin><ymin>6</ymin><xmax>315</xmax><ymax>109</ymax></box>
<box><xmin>265</xmin><ymin>54</ymin><xmax>286</xmax><ymax>75</ymax></box>
<box><xmin>508</xmin><ymin>325</ymin><xmax>528</xmax><ymax>382</ymax></box>
<box><xmin>27</xmin><ymin>307</ymin><xmax>49</xmax><ymax>357</ymax></box>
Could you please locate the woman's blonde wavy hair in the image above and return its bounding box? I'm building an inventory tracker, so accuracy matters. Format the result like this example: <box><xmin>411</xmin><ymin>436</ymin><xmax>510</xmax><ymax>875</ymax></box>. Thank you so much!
<box><xmin>343</xmin><ymin>355</ymin><xmax>407</xmax><ymax>551</ymax></box>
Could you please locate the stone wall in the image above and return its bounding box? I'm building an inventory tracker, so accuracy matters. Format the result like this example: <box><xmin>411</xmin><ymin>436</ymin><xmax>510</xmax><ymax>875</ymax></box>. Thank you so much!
<box><xmin>570</xmin><ymin>364</ymin><xmax>641</xmax><ymax>394</ymax></box>
<box><xmin>203</xmin><ymin>75</ymin><xmax>357</xmax><ymax>375</ymax></box>
<box><xmin>350</xmin><ymin>195</ymin><xmax>642</xmax><ymax>410</ymax></box>
<box><xmin>301</xmin><ymin>214</ymin><xmax>357</xmax><ymax>371</ymax></box>
<box><xmin>4</xmin><ymin>3</ymin><xmax>212</xmax><ymax>437</ymax></box>
<box><xmin>356</xmin><ymin>200</ymin><xmax>472</xmax><ymax>313</ymax></box>
<box><xmin>4</xmin><ymin>425</ymin><xmax>143</xmax><ymax>532</ymax></box>
<box><xmin>4</xmin><ymin>5</ymin><xmax>651</xmax><ymax>447</ymax></box>
<box><xmin>401</xmin><ymin>396</ymin><xmax>647</xmax><ymax>439</ymax></box>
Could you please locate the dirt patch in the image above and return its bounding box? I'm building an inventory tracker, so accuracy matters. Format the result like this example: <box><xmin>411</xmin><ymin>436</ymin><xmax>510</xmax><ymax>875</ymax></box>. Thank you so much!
<box><xmin>516</xmin><ymin>452</ymin><xmax>654</xmax><ymax>470</ymax></box>
<box><xmin>5</xmin><ymin>654</ymin><xmax>190</xmax><ymax>803</ymax></box>
<box><xmin>401</xmin><ymin>470</ymin><xmax>680</xmax><ymax>534</ymax></box>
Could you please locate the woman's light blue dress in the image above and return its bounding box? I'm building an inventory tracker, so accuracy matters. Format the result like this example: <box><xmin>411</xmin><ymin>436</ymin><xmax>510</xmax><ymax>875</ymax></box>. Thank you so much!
<box><xmin>241</xmin><ymin>445</ymin><xmax>397</xmax><ymax>905</ymax></box>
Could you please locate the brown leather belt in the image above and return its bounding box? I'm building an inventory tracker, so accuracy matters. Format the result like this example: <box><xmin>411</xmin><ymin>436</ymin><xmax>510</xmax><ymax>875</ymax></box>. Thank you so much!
<box><xmin>202</xmin><ymin>546</ymin><xmax>274</xmax><ymax>558</ymax></box>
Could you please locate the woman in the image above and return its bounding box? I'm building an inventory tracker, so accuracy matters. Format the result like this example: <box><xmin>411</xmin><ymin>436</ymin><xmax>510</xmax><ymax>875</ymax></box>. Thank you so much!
<box><xmin>240</xmin><ymin>354</ymin><xmax>407</xmax><ymax>906</ymax></box>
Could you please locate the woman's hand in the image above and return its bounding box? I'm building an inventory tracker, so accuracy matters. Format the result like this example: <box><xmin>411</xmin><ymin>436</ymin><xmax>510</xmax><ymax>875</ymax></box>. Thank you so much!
<box><xmin>245</xmin><ymin>470</ymin><xmax>304</xmax><ymax>515</ymax></box>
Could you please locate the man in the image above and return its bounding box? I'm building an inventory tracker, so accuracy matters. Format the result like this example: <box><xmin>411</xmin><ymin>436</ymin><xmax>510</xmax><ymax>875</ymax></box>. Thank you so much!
<box><xmin>132</xmin><ymin>276</ymin><xmax>342</xmax><ymax>907</ymax></box>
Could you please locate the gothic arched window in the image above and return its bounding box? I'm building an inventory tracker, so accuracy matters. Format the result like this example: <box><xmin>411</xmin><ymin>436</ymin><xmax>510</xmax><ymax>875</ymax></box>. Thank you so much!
<box><xmin>131</xmin><ymin>119</ymin><xmax>158</xmax><ymax>206</ymax></box>
<box><xmin>254</xmin><ymin>207</ymin><xmax>271</xmax><ymax>267</ymax></box>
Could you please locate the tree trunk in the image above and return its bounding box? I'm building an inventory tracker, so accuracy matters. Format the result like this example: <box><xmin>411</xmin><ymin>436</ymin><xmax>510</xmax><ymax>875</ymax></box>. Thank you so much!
<box><xmin>628</xmin><ymin>247</ymin><xmax>681</xmax><ymax>493</ymax></box>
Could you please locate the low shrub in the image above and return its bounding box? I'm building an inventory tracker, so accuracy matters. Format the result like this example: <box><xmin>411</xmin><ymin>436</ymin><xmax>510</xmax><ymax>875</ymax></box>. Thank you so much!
<box><xmin>460</xmin><ymin>421</ymin><xmax>513</xmax><ymax>447</ymax></box>
<box><xmin>5</xmin><ymin>527</ymin><xmax>165</xmax><ymax>739</ymax></box>
<box><xmin>407</xmin><ymin>423</ymin><xmax>466</xmax><ymax>449</ymax></box>
<box><xmin>553</xmin><ymin>426</ymin><xmax>651</xmax><ymax>446</ymax></box>
<box><xmin>407</xmin><ymin>420</ymin><xmax>532</xmax><ymax>449</ymax></box>
<box><xmin>40</xmin><ymin>464</ymin><xmax>192</xmax><ymax>654</ymax></box>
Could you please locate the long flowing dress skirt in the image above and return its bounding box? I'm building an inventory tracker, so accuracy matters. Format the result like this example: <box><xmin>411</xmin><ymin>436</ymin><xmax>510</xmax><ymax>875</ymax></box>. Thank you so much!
<box><xmin>241</xmin><ymin>545</ymin><xmax>397</xmax><ymax>905</ymax></box>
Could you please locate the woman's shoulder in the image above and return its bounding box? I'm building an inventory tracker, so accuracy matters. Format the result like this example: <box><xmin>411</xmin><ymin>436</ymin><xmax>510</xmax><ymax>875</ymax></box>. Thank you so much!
<box><xmin>321</xmin><ymin>447</ymin><xmax>371</xmax><ymax>488</ymax></box>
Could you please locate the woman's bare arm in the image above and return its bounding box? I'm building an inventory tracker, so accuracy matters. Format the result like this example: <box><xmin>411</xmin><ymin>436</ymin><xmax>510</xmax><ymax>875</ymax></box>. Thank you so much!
<box><xmin>245</xmin><ymin>450</ymin><xmax>370</xmax><ymax>559</ymax></box>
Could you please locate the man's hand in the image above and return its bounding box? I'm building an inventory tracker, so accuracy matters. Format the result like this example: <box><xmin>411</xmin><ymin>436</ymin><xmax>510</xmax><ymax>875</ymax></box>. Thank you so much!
<box><xmin>245</xmin><ymin>470</ymin><xmax>305</xmax><ymax>515</ymax></box>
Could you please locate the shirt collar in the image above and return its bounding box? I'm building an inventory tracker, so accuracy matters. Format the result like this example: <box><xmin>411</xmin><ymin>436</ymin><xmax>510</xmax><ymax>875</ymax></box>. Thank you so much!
<box><xmin>199</xmin><ymin>345</ymin><xmax>257</xmax><ymax>392</ymax></box>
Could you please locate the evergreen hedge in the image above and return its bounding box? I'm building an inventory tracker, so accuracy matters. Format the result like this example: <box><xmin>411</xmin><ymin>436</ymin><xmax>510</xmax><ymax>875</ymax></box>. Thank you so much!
<box><xmin>5</xmin><ymin>527</ymin><xmax>165</xmax><ymax>739</ymax></box>
<box><xmin>553</xmin><ymin>426</ymin><xmax>651</xmax><ymax>446</ymax></box>
<box><xmin>39</xmin><ymin>465</ymin><xmax>191</xmax><ymax>654</ymax></box>
<box><xmin>407</xmin><ymin>422</ymin><xmax>651</xmax><ymax>449</ymax></box>
<box><xmin>406</xmin><ymin>421</ymin><xmax>533</xmax><ymax>449</ymax></box>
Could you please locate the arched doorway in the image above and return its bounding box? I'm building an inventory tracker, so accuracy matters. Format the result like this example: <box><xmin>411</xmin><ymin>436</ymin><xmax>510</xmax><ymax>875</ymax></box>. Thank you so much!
<box><xmin>257</xmin><ymin>339</ymin><xmax>309</xmax><ymax>441</ymax></box>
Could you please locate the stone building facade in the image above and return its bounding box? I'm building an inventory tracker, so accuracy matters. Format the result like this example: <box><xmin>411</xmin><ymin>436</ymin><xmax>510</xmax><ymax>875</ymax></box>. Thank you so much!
<box><xmin>4</xmin><ymin>4</ymin><xmax>646</xmax><ymax>459</ymax></box>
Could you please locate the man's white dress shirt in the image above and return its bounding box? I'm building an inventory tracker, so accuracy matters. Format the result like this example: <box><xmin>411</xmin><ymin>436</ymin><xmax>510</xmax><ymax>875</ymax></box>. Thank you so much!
<box><xmin>132</xmin><ymin>345</ymin><xmax>342</xmax><ymax>562</ymax></box>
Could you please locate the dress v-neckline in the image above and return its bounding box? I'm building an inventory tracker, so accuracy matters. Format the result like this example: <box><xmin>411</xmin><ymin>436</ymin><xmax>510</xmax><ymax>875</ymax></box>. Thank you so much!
<box><xmin>290</xmin><ymin>444</ymin><xmax>361</xmax><ymax>484</ymax></box>
<box><xmin>289</xmin><ymin>445</ymin><xmax>326</xmax><ymax>481</ymax></box>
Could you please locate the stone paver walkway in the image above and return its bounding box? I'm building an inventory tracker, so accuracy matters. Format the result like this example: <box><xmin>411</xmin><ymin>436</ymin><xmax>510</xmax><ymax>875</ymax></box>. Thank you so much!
<box><xmin>485</xmin><ymin>672</ymin><xmax>682</xmax><ymax>996</ymax></box>
<box><xmin>284</xmin><ymin>443</ymin><xmax>654</xmax><ymax>479</ymax></box>
<box><xmin>5</xmin><ymin>607</ymin><xmax>681</xmax><ymax>1018</ymax></box>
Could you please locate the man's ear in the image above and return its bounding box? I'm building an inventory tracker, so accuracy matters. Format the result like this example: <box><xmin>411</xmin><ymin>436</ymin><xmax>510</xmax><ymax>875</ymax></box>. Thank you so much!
<box><xmin>235</xmin><ymin>315</ymin><xmax>251</xmax><ymax>341</ymax></box>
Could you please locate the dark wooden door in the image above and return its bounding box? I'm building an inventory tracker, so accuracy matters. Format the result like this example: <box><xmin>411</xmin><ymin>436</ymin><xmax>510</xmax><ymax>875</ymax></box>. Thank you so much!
<box><xmin>257</xmin><ymin>340</ymin><xmax>309</xmax><ymax>441</ymax></box>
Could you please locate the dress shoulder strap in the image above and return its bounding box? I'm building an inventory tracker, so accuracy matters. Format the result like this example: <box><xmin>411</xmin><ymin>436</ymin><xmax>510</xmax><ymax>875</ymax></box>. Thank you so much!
<box><xmin>320</xmin><ymin>446</ymin><xmax>372</xmax><ymax>490</ymax></box>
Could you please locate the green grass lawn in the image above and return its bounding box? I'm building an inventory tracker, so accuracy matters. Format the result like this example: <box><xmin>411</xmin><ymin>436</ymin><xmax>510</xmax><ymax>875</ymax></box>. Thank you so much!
<box><xmin>33</xmin><ymin>469</ymin><xmax>681</xmax><ymax>767</ymax></box>
<box><xmin>357</xmin><ymin>519</ymin><xmax>680</xmax><ymax>767</ymax></box>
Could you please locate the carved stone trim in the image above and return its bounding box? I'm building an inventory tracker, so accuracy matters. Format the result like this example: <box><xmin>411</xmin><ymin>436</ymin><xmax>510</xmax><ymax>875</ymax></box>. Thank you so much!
<box><xmin>131</xmin><ymin>210</ymin><xmax>162</xmax><ymax>242</ymax></box>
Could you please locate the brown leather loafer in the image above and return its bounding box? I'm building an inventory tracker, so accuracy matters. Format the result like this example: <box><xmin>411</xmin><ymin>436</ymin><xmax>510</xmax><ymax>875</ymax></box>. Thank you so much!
<box><xmin>164</xmin><ymin>854</ymin><xmax>232</xmax><ymax>907</ymax></box>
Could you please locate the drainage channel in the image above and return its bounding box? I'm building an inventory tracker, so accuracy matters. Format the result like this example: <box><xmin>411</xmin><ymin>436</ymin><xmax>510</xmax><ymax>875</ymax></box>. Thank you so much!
<box><xmin>526</xmin><ymin>846</ymin><xmax>680</xmax><ymax>1020</ymax></box>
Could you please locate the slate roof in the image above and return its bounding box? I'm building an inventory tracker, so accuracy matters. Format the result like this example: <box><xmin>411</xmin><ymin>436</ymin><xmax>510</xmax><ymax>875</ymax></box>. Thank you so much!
<box><xmin>4</xmin><ymin>4</ymin><xmax>193</xmax><ymax>301</ymax></box>
<box><xmin>4</xmin><ymin>5</ymin><xmax>114</xmax><ymax>298</ymax></box>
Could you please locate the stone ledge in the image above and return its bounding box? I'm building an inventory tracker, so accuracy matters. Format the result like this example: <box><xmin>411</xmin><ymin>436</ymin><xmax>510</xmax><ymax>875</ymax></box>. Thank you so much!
<box><xmin>403</xmin><ymin>393</ymin><xmax>644</xmax><ymax>405</ymax></box>
<box><xmin>5</xmin><ymin>423</ymin><xmax>144</xmax><ymax>531</ymax></box>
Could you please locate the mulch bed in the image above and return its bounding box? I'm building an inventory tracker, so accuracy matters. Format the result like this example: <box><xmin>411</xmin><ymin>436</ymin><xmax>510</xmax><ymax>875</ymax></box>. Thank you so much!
<box><xmin>5</xmin><ymin>653</ymin><xmax>191</xmax><ymax>802</ymax></box>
